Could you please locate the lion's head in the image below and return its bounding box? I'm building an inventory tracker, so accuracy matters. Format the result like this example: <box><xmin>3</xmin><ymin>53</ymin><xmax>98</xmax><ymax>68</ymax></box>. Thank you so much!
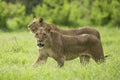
<box><xmin>28</xmin><ymin>18</ymin><xmax>44</xmax><ymax>33</ymax></box>
<box><xmin>28</xmin><ymin>18</ymin><xmax>56</xmax><ymax>34</ymax></box>
<box><xmin>34</xmin><ymin>25</ymin><xmax>52</xmax><ymax>48</ymax></box>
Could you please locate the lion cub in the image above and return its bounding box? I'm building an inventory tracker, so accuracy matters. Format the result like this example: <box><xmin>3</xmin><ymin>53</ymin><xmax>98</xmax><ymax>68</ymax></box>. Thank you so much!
<box><xmin>33</xmin><ymin>27</ymin><xmax>105</xmax><ymax>67</ymax></box>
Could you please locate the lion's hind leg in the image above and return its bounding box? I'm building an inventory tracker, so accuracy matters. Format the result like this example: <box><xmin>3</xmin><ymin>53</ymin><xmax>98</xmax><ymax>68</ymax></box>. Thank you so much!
<box><xmin>79</xmin><ymin>55</ymin><xmax>90</xmax><ymax>65</ymax></box>
<box><xmin>89</xmin><ymin>45</ymin><xmax>105</xmax><ymax>63</ymax></box>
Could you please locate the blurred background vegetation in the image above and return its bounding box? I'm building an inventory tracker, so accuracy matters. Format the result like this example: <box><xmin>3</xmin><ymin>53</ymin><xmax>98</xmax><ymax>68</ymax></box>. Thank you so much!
<box><xmin>0</xmin><ymin>0</ymin><xmax>120</xmax><ymax>31</ymax></box>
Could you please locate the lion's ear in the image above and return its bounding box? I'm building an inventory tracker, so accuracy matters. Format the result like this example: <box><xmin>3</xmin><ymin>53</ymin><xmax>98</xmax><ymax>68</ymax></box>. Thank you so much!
<box><xmin>33</xmin><ymin>15</ymin><xmax>36</xmax><ymax>19</ymax></box>
<box><xmin>39</xmin><ymin>18</ymin><xmax>43</xmax><ymax>23</ymax></box>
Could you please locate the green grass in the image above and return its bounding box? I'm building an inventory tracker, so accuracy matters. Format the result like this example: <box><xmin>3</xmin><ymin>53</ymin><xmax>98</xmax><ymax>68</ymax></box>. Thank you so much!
<box><xmin>0</xmin><ymin>27</ymin><xmax>120</xmax><ymax>80</ymax></box>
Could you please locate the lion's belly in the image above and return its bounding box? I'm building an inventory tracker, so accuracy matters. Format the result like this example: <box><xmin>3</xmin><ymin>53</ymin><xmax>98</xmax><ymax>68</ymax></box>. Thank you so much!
<box><xmin>45</xmin><ymin>47</ymin><xmax>87</xmax><ymax>61</ymax></box>
<box><xmin>64</xmin><ymin>52</ymin><xmax>79</xmax><ymax>60</ymax></box>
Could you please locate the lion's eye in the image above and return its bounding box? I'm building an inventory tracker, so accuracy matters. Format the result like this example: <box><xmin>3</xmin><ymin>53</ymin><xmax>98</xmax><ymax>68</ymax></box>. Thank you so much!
<box><xmin>43</xmin><ymin>33</ymin><xmax>46</xmax><ymax>36</ymax></box>
<box><xmin>36</xmin><ymin>33</ymin><xmax>38</xmax><ymax>36</ymax></box>
<box><xmin>32</xmin><ymin>29</ymin><xmax>35</xmax><ymax>31</ymax></box>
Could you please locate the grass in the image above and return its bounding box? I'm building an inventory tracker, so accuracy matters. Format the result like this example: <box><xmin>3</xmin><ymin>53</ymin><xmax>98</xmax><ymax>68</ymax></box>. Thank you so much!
<box><xmin>0</xmin><ymin>27</ymin><xmax>120</xmax><ymax>80</ymax></box>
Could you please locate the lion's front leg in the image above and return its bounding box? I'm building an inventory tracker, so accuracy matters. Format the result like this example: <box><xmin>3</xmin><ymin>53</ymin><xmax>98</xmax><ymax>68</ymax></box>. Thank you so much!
<box><xmin>32</xmin><ymin>50</ymin><xmax>48</xmax><ymax>67</ymax></box>
<box><xmin>54</xmin><ymin>56</ymin><xmax>65</xmax><ymax>67</ymax></box>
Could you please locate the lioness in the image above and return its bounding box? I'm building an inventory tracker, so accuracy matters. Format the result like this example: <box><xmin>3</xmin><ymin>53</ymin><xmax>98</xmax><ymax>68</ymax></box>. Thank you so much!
<box><xmin>28</xmin><ymin>18</ymin><xmax>104</xmax><ymax>66</ymax></box>
<box><xmin>33</xmin><ymin>27</ymin><xmax>105</xmax><ymax>67</ymax></box>
<box><xmin>28</xmin><ymin>18</ymin><xmax>100</xmax><ymax>39</ymax></box>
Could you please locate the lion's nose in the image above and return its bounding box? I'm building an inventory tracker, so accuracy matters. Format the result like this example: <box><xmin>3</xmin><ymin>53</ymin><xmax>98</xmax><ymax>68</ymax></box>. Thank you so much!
<box><xmin>38</xmin><ymin>40</ymin><xmax>43</xmax><ymax>42</ymax></box>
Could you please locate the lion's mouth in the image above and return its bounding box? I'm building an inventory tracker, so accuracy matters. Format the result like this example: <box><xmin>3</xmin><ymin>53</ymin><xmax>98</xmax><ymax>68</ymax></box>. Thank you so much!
<box><xmin>37</xmin><ymin>43</ymin><xmax>45</xmax><ymax>48</ymax></box>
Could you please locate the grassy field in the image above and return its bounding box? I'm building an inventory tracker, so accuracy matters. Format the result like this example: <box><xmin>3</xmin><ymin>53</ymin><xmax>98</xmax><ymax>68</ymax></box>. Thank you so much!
<box><xmin>0</xmin><ymin>27</ymin><xmax>120</xmax><ymax>80</ymax></box>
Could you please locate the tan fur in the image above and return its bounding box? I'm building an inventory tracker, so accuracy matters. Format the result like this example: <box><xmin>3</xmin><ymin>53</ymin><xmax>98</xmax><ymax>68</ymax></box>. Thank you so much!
<box><xmin>33</xmin><ymin>27</ymin><xmax>105</xmax><ymax>67</ymax></box>
<box><xmin>28</xmin><ymin>18</ymin><xmax>100</xmax><ymax>39</ymax></box>
<box><xmin>28</xmin><ymin>18</ymin><xmax>104</xmax><ymax>67</ymax></box>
